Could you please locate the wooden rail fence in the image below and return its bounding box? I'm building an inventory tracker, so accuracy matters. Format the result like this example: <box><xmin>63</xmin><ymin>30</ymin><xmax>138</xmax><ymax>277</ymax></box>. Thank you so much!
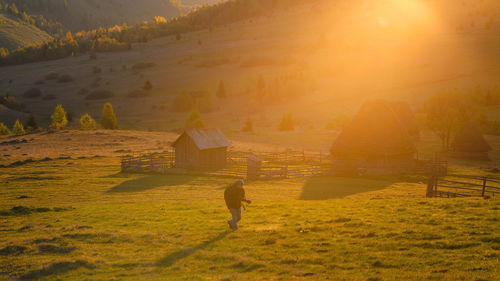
<box><xmin>427</xmin><ymin>174</ymin><xmax>500</xmax><ymax>198</ymax></box>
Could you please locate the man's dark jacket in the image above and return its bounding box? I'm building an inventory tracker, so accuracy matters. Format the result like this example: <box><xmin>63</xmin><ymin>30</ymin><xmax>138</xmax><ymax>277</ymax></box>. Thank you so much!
<box><xmin>224</xmin><ymin>184</ymin><xmax>245</xmax><ymax>209</ymax></box>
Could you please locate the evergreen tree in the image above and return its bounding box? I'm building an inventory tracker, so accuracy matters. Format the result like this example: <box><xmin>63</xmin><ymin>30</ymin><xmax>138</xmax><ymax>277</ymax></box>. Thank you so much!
<box><xmin>278</xmin><ymin>113</ymin><xmax>294</xmax><ymax>131</ymax></box>
<box><xmin>100</xmin><ymin>102</ymin><xmax>118</xmax><ymax>129</ymax></box>
<box><xmin>12</xmin><ymin>119</ymin><xmax>25</xmax><ymax>134</ymax></box>
<box><xmin>216</xmin><ymin>80</ymin><xmax>226</xmax><ymax>98</ymax></box>
<box><xmin>0</xmin><ymin>122</ymin><xmax>11</xmax><ymax>135</ymax></box>
<box><xmin>51</xmin><ymin>104</ymin><xmax>68</xmax><ymax>130</ymax></box>
<box><xmin>26</xmin><ymin>114</ymin><xmax>37</xmax><ymax>130</ymax></box>
<box><xmin>242</xmin><ymin>118</ymin><xmax>253</xmax><ymax>132</ymax></box>
<box><xmin>80</xmin><ymin>113</ymin><xmax>97</xmax><ymax>130</ymax></box>
<box><xmin>185</xmin><ymin>110</ymin><xmax>205</xmax><ymax>129</ymax></box>
<box><xmin>257</xmin><ymin>74</ymin><xmax>266</xmax><ymax>91</ymax></box>
<box><xmin>143</xmin><ymin>80</ymin><xmax>153</xmax><ymax>91</ymax></box>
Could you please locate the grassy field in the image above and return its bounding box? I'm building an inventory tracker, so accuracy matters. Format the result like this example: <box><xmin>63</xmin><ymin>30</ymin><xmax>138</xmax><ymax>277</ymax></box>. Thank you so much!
<box><xmin>0</xmin><ymin>150</ymin><xmax>499</xmax><ymax>280</ymax></box>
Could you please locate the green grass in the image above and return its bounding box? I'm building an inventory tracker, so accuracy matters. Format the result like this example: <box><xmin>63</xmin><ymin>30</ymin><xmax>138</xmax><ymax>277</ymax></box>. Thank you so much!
<box><xmin>0</xmin><ymin>157</ymin><xmax>498</xmax><ymax>280</ymax></box>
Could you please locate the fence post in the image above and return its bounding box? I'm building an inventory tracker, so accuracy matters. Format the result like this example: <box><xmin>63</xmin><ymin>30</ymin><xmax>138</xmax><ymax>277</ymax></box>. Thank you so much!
<box><xmin>482</xmin><ymin>177</ymin><xmax>487</xmax><ymax>197</ymax></box>
<box><xmin>426</xmin><ymin>174</ymin><xmax>436</xmax><ymax>198</ymax></box>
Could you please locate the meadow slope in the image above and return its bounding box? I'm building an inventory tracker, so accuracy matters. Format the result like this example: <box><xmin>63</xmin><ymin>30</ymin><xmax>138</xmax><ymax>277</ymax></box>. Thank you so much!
<box><xmin>0</xmin><ymin>130</ymin><xmax>498</xmax><ymax>280</ymax></box>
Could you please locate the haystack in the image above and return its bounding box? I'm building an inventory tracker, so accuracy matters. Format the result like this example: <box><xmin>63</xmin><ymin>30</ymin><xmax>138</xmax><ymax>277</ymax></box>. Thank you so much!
<box><xmin>452</xmin><ymin>123</ymin><xmax>491</xmax><ymax>160</ymax></box>
<box><xmin>331</xmin><ymin>100</ymin><xmax>416</xmax><ymax>172</ymax></box>
<box><xmin>390</xmin><ymin>101</ymin><xmax>420</xmax><ymax>138</ymax></box>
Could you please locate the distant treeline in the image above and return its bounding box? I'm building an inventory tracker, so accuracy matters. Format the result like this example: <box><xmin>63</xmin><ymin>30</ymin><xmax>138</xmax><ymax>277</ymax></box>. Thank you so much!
<box><xmin>0</xmin><ymin>2</ymin><xmax>64</xmax><ymax>37</ymax></box>
<box><xmin>0</xmin><ymin>0</ymin><xmax>304</xmax><ymax>66</ymax></box>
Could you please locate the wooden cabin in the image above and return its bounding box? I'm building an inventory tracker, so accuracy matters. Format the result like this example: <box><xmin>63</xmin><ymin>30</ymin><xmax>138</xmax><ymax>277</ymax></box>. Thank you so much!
<box><xmin>172</xmin><ymin>128</ymin><xmax>230</xmax><ymax>170</ymax></box>
<box><xmin>330</xmin><ymin>100</ymin><xmax>417</xmax><ymax>174</ymax></box>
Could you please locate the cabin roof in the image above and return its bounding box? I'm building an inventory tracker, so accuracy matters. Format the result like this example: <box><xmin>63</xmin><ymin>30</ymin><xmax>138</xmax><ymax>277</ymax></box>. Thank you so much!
<box><xmin>172</xmin><ymin>128</ymin><xmax>230</xmax><ymax>150</ymax></box>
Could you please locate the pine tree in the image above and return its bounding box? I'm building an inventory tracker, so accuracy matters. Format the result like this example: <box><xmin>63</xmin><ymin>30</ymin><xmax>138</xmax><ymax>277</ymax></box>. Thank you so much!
<box><xmin>242</xmin><ymin>118</ymin><xmax>253</xmax><ymax>132</ymax></box>
<box><xmin>100</xmin><ymin>102</ymin><xmax>118</xmax><ymax>129</ymax></box>
<box><xmin>51</xmin><ymin>104</ymin><xmax>68</xmax><ymax>130</ymax></box>
<box><xmin>185</xmin><ymin>110</ymin><xmax>205</xmax><ymax>129</ymax></box>
<box><xmin>12</xmin><ymin>119</ymin><xmax>25</xmax><ymax>134</ymax></box>
<box><xmin>278</xmin><ymin>113</ymin><xmax>294</xmax><ymax>131</ymax></box>
<box><xmin>257</xmin><ymin>74</ymin><xmax>266</xmax><ymax>91</ymax></box>
<box><xmin>216</xmin><ymin>80</ymin><xmax>226</xmax><ymax>98</ymax></box>
<box><xmin>80</xmin><ymin>113</ymin><xmax>97</xmax><ymax>130</ymax></box>
<box><xmin>143</xmin><ymin>80</ymin><xmax>152</xmax><ymax>91</ymax></box>
<box><xmin>0</xmin><ymin>122</ymin><xmax>11</xmax><ymax>135</ymax></box>
<box><xmin>26</xmin><ymin>114</ymin><xmax>37</xmax><ymax>130</ymax></box>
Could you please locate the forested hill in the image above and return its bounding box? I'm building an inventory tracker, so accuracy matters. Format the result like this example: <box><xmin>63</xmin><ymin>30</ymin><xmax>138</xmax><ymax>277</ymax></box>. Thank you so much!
<box><xmin>0</xmin><ymin>0</ymin><xmax>182</xmax><ymax>31</ymax></box>
<box><xmin>0</xmin><ymin>11</ymin><xmax>52</xmax><ymax>51</ymax></box>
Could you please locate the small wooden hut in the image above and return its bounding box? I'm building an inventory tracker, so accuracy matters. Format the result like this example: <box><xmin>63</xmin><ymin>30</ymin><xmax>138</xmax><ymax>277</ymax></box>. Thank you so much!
<box><xmin>452</xmin><ymin>123</ymin><xmax>491</xmax><ymax>160</ymax></box>
<box><xmin>172</xmin><ymin>128</ymin><xmax>230</xmax><ymax>170</ymax></box>
<box><xmin>330</xmin><ymin>100</ymin><xmax>416</xmax><ymax>174</ymax></box>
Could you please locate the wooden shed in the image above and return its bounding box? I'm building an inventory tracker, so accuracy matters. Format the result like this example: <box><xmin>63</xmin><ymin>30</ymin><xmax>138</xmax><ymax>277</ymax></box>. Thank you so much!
<box><xmin>172</xmin><ymin>128</ymin><xmax>230</xmax><ymax>170</ymax></box>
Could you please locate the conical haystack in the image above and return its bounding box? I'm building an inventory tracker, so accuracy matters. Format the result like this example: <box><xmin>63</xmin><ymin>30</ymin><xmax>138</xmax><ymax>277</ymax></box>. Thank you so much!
<box><xmin>390</xmin><ymin>101</ymin><xmax>420</xmax><ymax>138</ymax></box>
<box><xmin>331</xmin><ymin>100</ymin><xmax>416</xmax><ymax>161</ymax></box>
<box><xmin>452</xmin><ymin>123</ymin><xmax>491</xmax><ymax>160</ymax></box>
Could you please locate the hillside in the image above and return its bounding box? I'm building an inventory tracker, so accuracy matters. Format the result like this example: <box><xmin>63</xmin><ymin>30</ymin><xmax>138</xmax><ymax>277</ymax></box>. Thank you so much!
<box><xmin>0</xmin><ymin>0</ymin><xmax>499</xmax><ymax>152</ymax></box>
<box><xmin>2</xmin><ymin>0</ymin><xmax>182</xmax><ymax>31</ymax></box>
<box><xmin>0</xmin><ymin>12</ymin><xmax>52</xmax><ymax>50</ymax></box>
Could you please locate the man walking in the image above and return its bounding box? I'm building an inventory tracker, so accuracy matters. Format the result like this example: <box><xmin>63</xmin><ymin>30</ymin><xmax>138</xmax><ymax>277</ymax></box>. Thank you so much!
<box><xmin>224</xmin><ymin>180</ymin><xmax>251</xmax><ymax>230</ymax></box>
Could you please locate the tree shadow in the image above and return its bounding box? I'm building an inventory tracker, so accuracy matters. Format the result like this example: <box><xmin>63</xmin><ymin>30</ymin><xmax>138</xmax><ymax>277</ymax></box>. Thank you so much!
<box><xmin>299</xmin><ymin>176</ymin><xmax>396</xmax><ymax>200</ymax></box>
<box><xmin>107</xmin><ymin>175</ymin><xmax>195</xmax><ymax>193</ymax></box>
<box><xmin>157</xmin><ymin>231</ymin><xmax>230</xmax><ymax>267</ymax></box>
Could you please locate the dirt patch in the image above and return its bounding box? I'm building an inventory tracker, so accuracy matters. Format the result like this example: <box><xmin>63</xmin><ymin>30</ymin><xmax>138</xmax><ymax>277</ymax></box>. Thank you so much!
<box><xmin>0</xmin><ymin>245</ymin><xmax>27</xmax><ymax>255</ymax></box>
<box><xmin>38</xmin><ymin>244</ymin><xmax>77</xmax><ymax>254</ymax></box>
<box><xmin>0</xmin><ymin>139</ymin><xmax>28</xmax><ymax>146</ymax></box>
<box><xmin>0</xmin><ymin>206</ymin><xmax>71</xmax><ymax>216</ymax></box>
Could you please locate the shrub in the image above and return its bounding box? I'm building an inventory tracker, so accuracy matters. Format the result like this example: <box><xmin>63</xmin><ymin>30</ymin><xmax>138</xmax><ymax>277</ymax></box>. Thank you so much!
<box><xmin>131</xmin><ymin>62</ymin><xmax>156</xmax><ymax>70</ymax></box>
<box><xmin>44</xmin><ymin>72</ymin><xmax>59</xmax><ymax>80</ymax></box>
<box><xmin>23</xmin><ymin>88</ymin><xmax>42</xmax><ymax>99</ymax></box>
<box><xmin>278</xmin><ymin>113</ymin><xmax>294</xmax><ymax>131</ymax></box>
<box><xmin>216</xmin><ymin>80</ymin><xmax>226</xmax><ymax>98</ymax></box>
<box><xmin>80</xmin><ymin>113</ymin><xmax>96</xmax><ymax>130</ymax></box>
<box><xmin>0</xmin><ymin>122</ymin><xmax>11</xmax><ymax>135</ymax></box>
<box><xmin>85</xmin><ymin>90</ymin><xmax>114</xmax><ymax>100</ymax></box>
<box><xmin>126</xmin><ymin>90</ymin><xmax>148</xmax><ymax>98</ymax></box>
<box><xmin>185</xmin><ymin>110</ymin><xmax>205</xmax><ymax>129</ymax></box>
<box><xmin>100</xmin><ymin>102</ymin><xmax>117</xmax><ymax>129</ymax></box>
<box><xmin>26</xmin><ymin>114</ymin><xmax>37</xmax><ymax>130</ymax></box>
<box><xmin>143</xmin><ymin>80</ymin><xmax>153</xmax><ymax>91</ymax></box>
<box><xmin>77</xmin><ymin>88</ymin><xmax>89</xmax><ymax>96</ymax></box>
<box><xmin>12</xmin><ymin>119</ymin><xmax>25</xmax><ymax>134</ymax></box>
<box><xmin>42</xmin><ymin>94</ymin><xmax>56</xmax><ymax>101</ymax></box>
<box><xmin>92</xmin><ymin>66</ymin><xmax>102</xmax><ymax>74</ymax></box>
<box><xmin>57</xmin><ymin>74</ymin><xmax>73</xmax><ymax>83</ymax></box>
<box><xmin>0</xmin><ymin>95</ymin><xmax>23</xmax><ymax>112</ymax></box>
<box><xmin>172</xmin><ymin>92</ymin><xmax>195</xmax><ymax>112</ymax></box>
<box><xmin>51</xmin><ymin>104</ymin><xmax>68</xmax><ymax>130</ymax></box>
<box><xmin>242</xmin><ymin>118</ymin><xmax>253</xmax><ymax>132</ymax></box>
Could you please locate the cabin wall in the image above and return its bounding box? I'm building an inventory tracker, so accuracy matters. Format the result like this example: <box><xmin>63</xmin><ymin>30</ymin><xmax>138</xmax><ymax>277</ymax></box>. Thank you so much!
<box><xmin>174</xmin><ymin>135</ymin><xmax>227</xmax><ymax>170</ymax></box>
<box><xmin>174</xmin><ymin>134</ymin><xmax>200</xmax><ymax>169</ymax></box>
<box><xmin>199</xmin><ymin>148</ymin><xmax>227</xmax><ymax>170</ymax></box>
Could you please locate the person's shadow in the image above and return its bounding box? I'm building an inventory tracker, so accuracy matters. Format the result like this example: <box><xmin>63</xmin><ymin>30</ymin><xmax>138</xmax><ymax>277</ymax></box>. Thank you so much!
<box><xmin>157</xmin><ymin>231</ymin><xmax>230</xmax><ymax>267</ymax></box>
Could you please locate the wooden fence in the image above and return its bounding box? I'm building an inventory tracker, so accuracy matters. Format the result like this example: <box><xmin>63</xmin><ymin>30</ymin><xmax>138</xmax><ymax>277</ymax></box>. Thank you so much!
<box><xmin>427</xmin><ymin>174</ymin><xmax>500</xmax><ymax>198</ymax></box>
<box><xmin>121</xmin><ymin>149</ymin><xmax>448</xmax><ymax>181</ymax></box>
